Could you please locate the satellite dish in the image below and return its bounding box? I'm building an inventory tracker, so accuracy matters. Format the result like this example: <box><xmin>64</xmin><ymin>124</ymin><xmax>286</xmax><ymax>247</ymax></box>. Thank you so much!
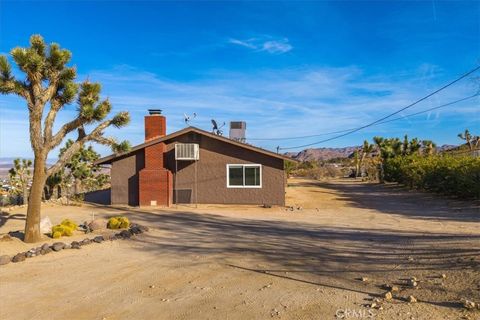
<box><xmin>211</xmin><ymin>119</ymin><xmax>225</xmax><ymax>135</ymax></box>
<box><xmin>211</xmin><ymin>119</ymin><xmax>218</xmax><ymax>131</ymax></box>
<box><xmin>184</xmin><ymin>112</ymin><xmax>197</xmax><ymax>126</ymax></box>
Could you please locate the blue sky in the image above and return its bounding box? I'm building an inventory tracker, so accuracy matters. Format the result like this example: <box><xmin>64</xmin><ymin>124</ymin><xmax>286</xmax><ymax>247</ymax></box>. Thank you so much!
<box><xmin>0</xmin><ymin>1</ymin><xmax>479</xmax><ymax>158</ymax></box>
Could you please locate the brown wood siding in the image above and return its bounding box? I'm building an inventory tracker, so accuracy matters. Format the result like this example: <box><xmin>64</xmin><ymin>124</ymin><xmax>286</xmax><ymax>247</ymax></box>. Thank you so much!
<box><xmin>110</xmin><ymin>151</ymin><xmax>144</xmax><ymax>206</ymax></box>
<box><xmin>109</xmin><ymin>132</ymin><xmax>285</xmax><ymax>206</ymax></box>
<box><xmin>164</xmin><ymin>133</ymin><xmax>285</xmax><ymax>206</ymax></box>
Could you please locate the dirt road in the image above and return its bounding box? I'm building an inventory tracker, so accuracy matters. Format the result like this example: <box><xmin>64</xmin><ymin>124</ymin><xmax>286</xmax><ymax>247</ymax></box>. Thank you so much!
<box><xmin>0</xmin><ymin>178</ymin><xmax>479</xmax><ymax>319</ymax></box>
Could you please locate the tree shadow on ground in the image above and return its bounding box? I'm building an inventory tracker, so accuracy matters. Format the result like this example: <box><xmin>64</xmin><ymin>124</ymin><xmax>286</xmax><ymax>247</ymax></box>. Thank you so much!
<box><xmin>301</xmin><ymin>179</ymin><xmax>479</xmax><ymax>223</ymax></box>
<box><xmin>0</xmin><ymin>211</ymin><xmax>26</xmax><ymax>228</ymax></box>
<box><xmin>86</xmin><ymin>204</ymin><xmax>480</xmax><ymax>310</ymax></box>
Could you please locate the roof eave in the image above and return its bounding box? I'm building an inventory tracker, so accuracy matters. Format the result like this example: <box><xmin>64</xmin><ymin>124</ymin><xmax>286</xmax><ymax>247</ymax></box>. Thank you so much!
<box><xmin>95</xmin><ymin>126</ymin><xmax>296</xmax><ymax>165</ymax></box>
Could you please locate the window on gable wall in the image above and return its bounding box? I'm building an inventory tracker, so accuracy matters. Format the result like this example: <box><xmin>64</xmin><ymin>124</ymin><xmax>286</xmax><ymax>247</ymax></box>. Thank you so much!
<box><xmin>227</xmin><ymin>164</ymin><xmax>262</xmax><ymax>188</ymax></box>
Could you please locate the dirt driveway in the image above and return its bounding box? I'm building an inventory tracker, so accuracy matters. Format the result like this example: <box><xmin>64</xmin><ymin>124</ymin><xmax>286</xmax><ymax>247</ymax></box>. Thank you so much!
<box><xmin>0</xmin><ymin>178</ymin><xmax>479</xmax><ymax>320</ymax></box>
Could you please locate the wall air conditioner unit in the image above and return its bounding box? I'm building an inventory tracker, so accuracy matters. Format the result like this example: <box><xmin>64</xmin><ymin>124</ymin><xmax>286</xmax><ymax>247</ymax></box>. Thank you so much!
<box><xmin>175</xmin><ymin>143</ymin><xmax>200</xmax><ymax>160</ymax></box>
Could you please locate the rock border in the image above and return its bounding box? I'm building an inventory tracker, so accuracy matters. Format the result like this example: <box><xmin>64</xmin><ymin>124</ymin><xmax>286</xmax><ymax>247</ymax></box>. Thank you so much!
<box><xmin>0</xmin><ymin>223</ymin><xmax>149</xmax><ymax>266</ymax></box>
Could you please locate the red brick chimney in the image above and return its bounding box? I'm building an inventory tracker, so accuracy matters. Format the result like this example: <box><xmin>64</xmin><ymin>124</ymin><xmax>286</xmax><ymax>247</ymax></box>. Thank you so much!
<box><xmin>139</xmin><ymin>109</ymin><xmax>173</xmax><ymax>207</ymax></box>
<box><xmin>144</xmin><ymin>109</ymin><xmax>166</xmax><ymax>141</ymax></box>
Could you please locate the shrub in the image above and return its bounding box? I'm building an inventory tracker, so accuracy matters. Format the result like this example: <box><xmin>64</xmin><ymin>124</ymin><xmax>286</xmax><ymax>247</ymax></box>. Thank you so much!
<box><xmin>107</xmin><ymin>216</ymin><xmax>130</xmax><ymax>229</ymax></box>
<box><xmin>52</xmin><ymin>231</ymin><xmax>62</xmax><ymax>239</ymax></box>
<box><xmin>107</xmin><ymin>217</ymin><xmax>120</xmax><ymax>229</ymax></box>
<box><xmin>60</xmin><ymin>219</ymin><xmax>78</xmax><ymax>231</ymax></box>
<box><xmin>50</xmin><ymin>219</ymin><xmax>78</xmax><ymax>238</ymax></box>
<box><xmin>384</xmin><ymin>154</ymin><xmax>480</xmax><ymax>199</ymax></box>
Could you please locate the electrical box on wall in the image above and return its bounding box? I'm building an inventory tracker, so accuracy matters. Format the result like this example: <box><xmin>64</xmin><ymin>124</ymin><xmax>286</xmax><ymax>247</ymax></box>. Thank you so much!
<box><xmin>175</xmin><ymin>143</ymin><xmax>200</xmax><ymax>160</ymax></box>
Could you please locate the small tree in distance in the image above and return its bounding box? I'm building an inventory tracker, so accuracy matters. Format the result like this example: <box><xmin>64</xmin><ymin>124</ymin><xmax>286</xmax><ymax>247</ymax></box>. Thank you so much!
<box><xmin>8</xmin><ymin>158</ymin><xmax>33</xmax><ymax>204</ymax></box>
<box><xmin>458</xmin><ymin>129</ymin><xmax>479</xmax><ymax>151</ymax></box>
<box><xmin>60</xmin><ymin>139</ymin><xmax>108</xmax><ymax>194</ymax></box>
<box><xmin>0</xmin><ymin>35</ymin><xmax>130</xmax><ymax>243</ymax></box>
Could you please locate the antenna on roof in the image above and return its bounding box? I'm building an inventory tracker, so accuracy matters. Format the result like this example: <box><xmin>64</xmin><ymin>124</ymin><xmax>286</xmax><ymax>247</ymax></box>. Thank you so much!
<box><xmin>183</xmin><ymin>112</ymin><xmax>197</xmax><ymax>126</ymax></box>
<box><xmin>211</xmin><ymin>119</ymin><xmax>225</xmax><ymax>136</ymax></box>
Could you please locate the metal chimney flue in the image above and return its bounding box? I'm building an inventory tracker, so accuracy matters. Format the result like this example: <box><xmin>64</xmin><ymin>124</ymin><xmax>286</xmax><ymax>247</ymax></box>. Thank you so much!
<box><xmin>148</xmin><ymin>109</ymin><xmax>162</xmax><ymax>115</ymax></box>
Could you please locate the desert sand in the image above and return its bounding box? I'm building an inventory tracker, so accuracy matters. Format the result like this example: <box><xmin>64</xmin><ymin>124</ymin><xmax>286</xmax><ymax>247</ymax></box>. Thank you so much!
<box><xmin>0</xmin><ymin>178</ymin><xmax>479</xmax><ymax>320</ymax></box>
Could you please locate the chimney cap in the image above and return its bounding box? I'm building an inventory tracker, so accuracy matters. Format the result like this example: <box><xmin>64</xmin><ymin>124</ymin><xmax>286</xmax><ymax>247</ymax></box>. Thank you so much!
<box><xmin>148</xmin><ymin>109</ymin><xmax>162</xmax><ymax>115</ymax></box>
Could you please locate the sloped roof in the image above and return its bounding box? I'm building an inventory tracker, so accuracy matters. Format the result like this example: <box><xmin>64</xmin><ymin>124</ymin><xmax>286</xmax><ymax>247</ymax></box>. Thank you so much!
<box><xmin>96</xmin><ymin>126</ymin><xmax>294</xmax><ymax>165</ymax></box>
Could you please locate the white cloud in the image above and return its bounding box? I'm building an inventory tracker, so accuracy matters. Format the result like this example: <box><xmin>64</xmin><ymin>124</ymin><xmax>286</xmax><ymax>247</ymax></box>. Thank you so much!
<box><xmin>1</xmin><ymin>63</ymin><xmax>477</xmax><ymax>157</ymax></box>
<box><xmin>228</xmin><ymin>38</ymin><xmax>257</xmax><ymax>49</ymax></box>
<box><xmin>261</xmin><ymin>39</ymin><xmax>293</xmax><ymax>54</ymax></box>
<box><xmin>229</xmin><ymin>36</ymin><xmax>293</xmax><ymax>54</ymax></box>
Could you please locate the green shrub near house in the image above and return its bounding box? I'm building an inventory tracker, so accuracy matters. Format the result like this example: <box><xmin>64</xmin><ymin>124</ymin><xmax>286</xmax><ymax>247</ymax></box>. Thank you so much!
<box><xmin>384</xmin><ymin>154</ymin><xmax>480</xmax><ymax>199</ymax></box>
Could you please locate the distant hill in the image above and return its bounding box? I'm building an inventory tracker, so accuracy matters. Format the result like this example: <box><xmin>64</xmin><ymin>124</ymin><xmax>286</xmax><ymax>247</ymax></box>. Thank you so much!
<box><xmin>285</xmin><ymin>144</ymin><xmax>459</xmax><ymax>162</ymax></box>
<box><xmin>285</xmin><ymin>146</ymin><xmax>359</xmax><ymax>162</ymax></box>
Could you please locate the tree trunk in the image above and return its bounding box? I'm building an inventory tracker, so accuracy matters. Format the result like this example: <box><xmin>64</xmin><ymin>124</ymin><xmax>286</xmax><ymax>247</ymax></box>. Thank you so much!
<box><xmin>24</xmin><ymin>155</ymin><xmax>46</xmax><ymax>243</ymax></box>
<box><xmin>52</xmin><ymin>185</ymin><xmax>58</xmax><ymax>200</ymax></box>
<box><xmin>22</xmin><ymin>186</ymin><xmax>28</xmax><ymax>205</ymax></box>
<box><xmin>74</xmin><ymin>178</ymin><xmax>81</xmax><ymax>195</ymax></box>
<box><xmin>358</xmin><ymin>153</ymin><xmax>366</xmax><ymax>177</ymax></box>
<box><xmin>378</xmin><ymin>162</ymin><xmax>384</xmax><ymax>183</ymax></box>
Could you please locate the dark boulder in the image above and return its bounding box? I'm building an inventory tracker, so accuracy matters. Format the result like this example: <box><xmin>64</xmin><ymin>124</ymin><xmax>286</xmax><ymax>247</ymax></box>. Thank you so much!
<box><xmin>12</xmin><ymin>253</ymin><xmax>26</xmax><ymax>263</ymax></box>
<box><xmin>52</xmin><ymin>242</ymin><xmax>66</xmax><ymax>252</ymax></box>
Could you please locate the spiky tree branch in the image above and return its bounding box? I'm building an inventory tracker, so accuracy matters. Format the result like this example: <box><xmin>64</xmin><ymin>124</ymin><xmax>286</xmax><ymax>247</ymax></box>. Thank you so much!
<box><xmin>0</xmin><ymin>35</ymin><xmax>131</xmax><ymax>243</ymax></box>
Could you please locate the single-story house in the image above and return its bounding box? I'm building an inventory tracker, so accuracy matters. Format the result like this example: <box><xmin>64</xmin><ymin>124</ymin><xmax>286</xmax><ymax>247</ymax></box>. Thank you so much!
<box><xmin>95</xmin><ymin>110</ymin><xmax>292</xmax><ymax>207</ymax></box>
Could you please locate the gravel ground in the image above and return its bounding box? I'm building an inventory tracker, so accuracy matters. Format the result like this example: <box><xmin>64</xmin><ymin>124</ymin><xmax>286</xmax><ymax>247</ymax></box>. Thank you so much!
<box><xmin>0</xmin><ymin>178</ymin><xmax>479</xmax><ymax>320</ymax></box>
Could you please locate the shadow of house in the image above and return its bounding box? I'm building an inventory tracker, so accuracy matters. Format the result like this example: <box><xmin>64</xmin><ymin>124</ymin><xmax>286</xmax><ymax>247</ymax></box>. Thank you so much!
<box><xmin>84</xmin><ymin>189</ymin><xmax>111</xmax><ymax>205</ymax></box>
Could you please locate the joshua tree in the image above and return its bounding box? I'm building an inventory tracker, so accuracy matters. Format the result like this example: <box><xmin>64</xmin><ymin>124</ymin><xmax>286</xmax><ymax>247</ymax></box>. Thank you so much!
<box><xmin>0</xmin><ymin>35</ymin><xmax>130</xmax><ymax>242</ymax></box>
<box><xmin>421</xmin><ymin>140</ymin><xmax>437</xmax><ymax>156</ymax></box>
<box><xmin>284</xmin><ymin>160</ymin><xmax>297</xmax><ymax>178</ymax></box>
<box><xmin>458</xmin><ymin>129</ymin><xmax>479</xmax><ymax>151</ymax></box>
<box><xmin>45</xmin><ymin>172</ymin><xmax>63</xmax><ymax>200</ymax></box>
<box><xmin>353</xmin><ymin>148</ymin><xmax>360</xmax><ymax>177</ymax></box>
<box><xmin>8</xmin><ymin>158</ymin><xmax>33</xmax><ymax>204</ymax></box>
<box><xmin>60</xmin><ymin>139</ymin><xmax>105</xmax><ymax>195</ymax></box>
<box><xmin>358</xmin><ymin>140</ymin><xmax>374</xmax><ymax>177</ymax></box>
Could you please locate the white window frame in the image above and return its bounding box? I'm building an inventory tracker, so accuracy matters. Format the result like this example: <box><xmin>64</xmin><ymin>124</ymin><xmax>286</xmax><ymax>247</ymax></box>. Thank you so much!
<box><xmin>226</xmin><ymin>164</ymin><xmax>262</xmax><ymax>188</ymax></box>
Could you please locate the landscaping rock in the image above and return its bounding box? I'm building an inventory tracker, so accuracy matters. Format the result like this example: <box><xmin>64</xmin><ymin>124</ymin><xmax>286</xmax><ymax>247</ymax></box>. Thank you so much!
<box><xmin>360</xmin><ymin>277</ymin><xmax>369</xmax><ymax>282</ymax></box>
<box><xmin>119</xmin><ymin>230</ymin><xmax>131</xmax><ymax>239</ymax></box>
<box><xmin>88</xmin><ymin>219</ymin><xmax>107</xmax><ymax>231</ymax></box>
<box><xmin>64</xmin><ymin>244</ymin><xmax>72</xmax><ymax>249</ymax></box>
<box><xmin>39</xmin><ymin>216</ymin><xmax>53</xmax><ymax>234</ymax></box>
<box><xmin>0</xmin><ymin>255</ymin><xmax>11</xmax><ymax>265</ymax></box>
<box><xmin>463</xmin><ymin>299</ymin><xmax>476</xmax><ymax>310</ymax></box>
<box><xmin>93</xmin><ymin>236</ymin><xmax>104</xmax><ymax>243</ymax></box>
<box><xmin>41</xmin><ymin>243</ymin><xmax>50</xmax><ymax>251</ymax></box>
<box><xmin>81</xmin><ymin>238</ymin><xmax>91</xmax><ymax>245</ymax></box>
<box><xmin>407</xmin><ymin>279</ymin><xmax>418</xmax><ymax>288</ymax></box>
<box><xmin>383</xmin><ymin>292</ymin><xmax>393</xmax><ymax>300</ymax></box>
<box><xmin>71</xmin><ymin>241</ymin><xmax>81</xmax><ymax>249</ymax></box>
<box><xmin>130</xmin><ymin>226</ymin><xmax>141</xmax><ymax>235</ymax></box>
<box><xmin>408</xmin><ymin>296</ymin><xmax>417</xmax><ymax>303</ymax></box>
<box><xmin>386</xmin><ymin>285</ymin><xmax>399</xmax><ymax>292</ymax></box>
<box><xmin>12</xmin><ymin>253</ymin><xmax>26</xmax><ymax>263</ymax></box>
<box><xmin>52</xmin><ymin>242</ymin><xmax>65</xmax><ymax>251</ymax></box>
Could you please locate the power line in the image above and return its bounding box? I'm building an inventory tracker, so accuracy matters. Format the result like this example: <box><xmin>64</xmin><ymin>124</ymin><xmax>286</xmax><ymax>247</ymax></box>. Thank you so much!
<box><xmin>248</xmin><ymin>93</ymin><xmax>479</xmax><ymax>141</ymax></box>
<box><xmin>278</xmin><ymin>65</ymin><xmax>480</xmax><ymax>150</ymax></box>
